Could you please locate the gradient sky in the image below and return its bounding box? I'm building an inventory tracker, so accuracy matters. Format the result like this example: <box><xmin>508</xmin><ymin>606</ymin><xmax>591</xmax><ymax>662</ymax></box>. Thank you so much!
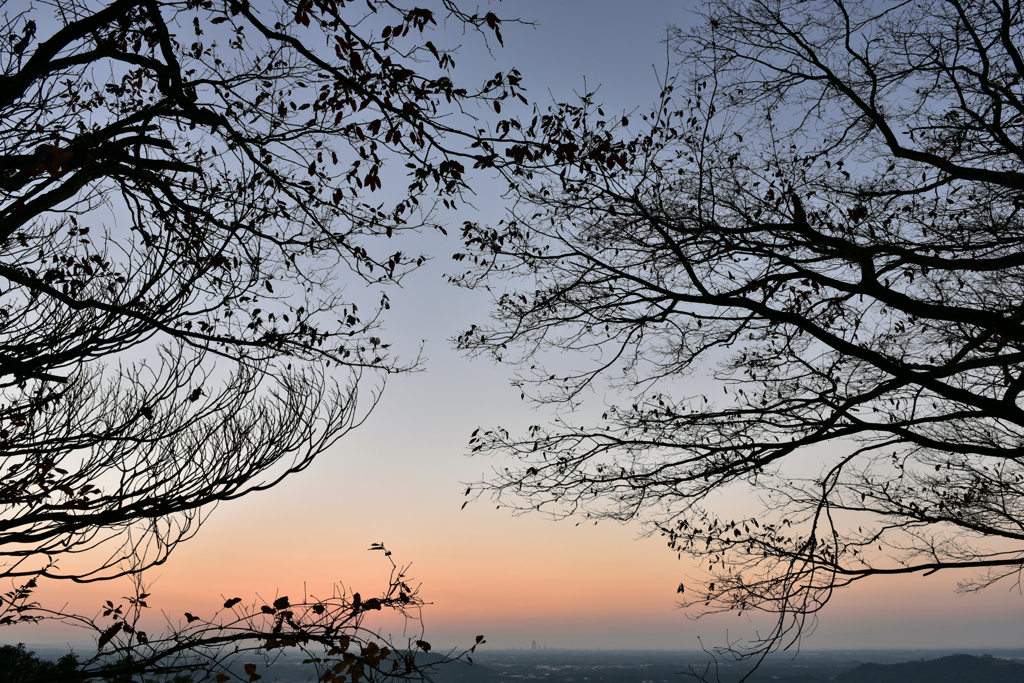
<box><xmin>14</xmin><ymin>0</ymin><xmax>1024</xmax><ymax>654</ymax></box>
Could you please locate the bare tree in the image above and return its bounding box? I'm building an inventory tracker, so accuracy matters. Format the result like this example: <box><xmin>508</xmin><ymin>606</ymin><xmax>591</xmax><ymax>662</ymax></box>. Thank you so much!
<box><xmin>0</xmin><ymin>0</ymin><xmax>523</xmax><ymax>614</ymax></box>
<box><xmin>456</xmin><ymin>0</ymin><xmax>1024</xmax><ymax>672</ymax></box>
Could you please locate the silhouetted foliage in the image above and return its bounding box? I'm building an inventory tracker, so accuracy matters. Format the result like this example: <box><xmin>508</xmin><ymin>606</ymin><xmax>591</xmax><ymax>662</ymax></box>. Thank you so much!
<box><xmin>0</xmin><ymin>0</ymin><xmax>522</xmax><ymax>603</ymax></box>
<box><xmin>0</xmin><ymin>0</ymin><xmax>511</xmax><ymax>680</ymax></box>
<box><xmin>0</xmin><ymin>643</ymin><xmax>80</xmax><ymax>683</ymax></box>
<box><xmin>18</xmin><ymin>545</ymin><xmax>485</xmax><ymax>682</ymax></box>
<box><xmin>455</xmin><ymin>0</ymin><xmax>1024</xmax><ymax>674</ymax></box>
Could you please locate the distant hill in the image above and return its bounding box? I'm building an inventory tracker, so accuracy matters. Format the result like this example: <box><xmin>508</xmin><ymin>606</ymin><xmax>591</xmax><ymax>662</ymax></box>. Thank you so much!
<box><xmin>833</xmin><ymin>654</ymin><xmax>1024</xmax><ymax>683</ymax></box>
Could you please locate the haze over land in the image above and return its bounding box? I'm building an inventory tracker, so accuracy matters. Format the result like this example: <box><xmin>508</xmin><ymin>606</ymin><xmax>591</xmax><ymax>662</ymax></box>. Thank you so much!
<box><xmin>16</xmin><ymin>647</ymin><xmax>1024</xmax><ymax>683</ymax></box>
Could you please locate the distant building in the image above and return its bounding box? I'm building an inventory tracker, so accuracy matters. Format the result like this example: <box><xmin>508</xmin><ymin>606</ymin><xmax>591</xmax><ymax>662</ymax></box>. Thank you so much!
<box><xmin>531</xmin><ymin>641</ymin><xmax>536</xmax><ymax>650</ymax></box>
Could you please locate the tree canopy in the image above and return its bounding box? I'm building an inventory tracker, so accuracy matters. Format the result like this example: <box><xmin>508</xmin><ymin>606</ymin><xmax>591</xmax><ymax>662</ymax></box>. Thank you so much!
<box><xmin>1</xmin><ymin>0</ymin><xmax>509</xmax><ymax>679</ymax></box>
<box><xmin>0</xmin><ymin>0</ymin><xmax>519</xmax><ymax>608</ymax></box>
<box><xmin>457</xmin><ymin>0</ymin><xmax>1024</xmax><ymax>665</ymax></box>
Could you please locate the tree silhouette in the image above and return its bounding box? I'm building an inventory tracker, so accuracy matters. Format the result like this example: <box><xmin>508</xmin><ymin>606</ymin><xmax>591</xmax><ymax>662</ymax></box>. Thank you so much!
<box><xmin>0</xmin><ymin>0</ymin><xmax>522</xmax><ymax>615</ymax></box>
<box><xmin>0</xmin><ymin>643</ymin><xmax>80</xmax><ymax>682</ymax></box>
<box><xmin>456</xmin><ymin>0</ymin><xmax>1024</xmax><ymax>670</ymax></box>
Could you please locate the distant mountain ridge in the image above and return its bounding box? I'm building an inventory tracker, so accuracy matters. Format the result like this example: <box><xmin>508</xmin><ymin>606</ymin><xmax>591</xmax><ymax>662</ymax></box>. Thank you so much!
<box><xmin>832</xmin><ymin>654</ymin><xmax>1024</xmax><ymax>683</ymax></box>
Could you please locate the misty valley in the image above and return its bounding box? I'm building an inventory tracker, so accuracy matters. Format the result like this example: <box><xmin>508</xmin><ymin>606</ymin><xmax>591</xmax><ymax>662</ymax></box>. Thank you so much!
<box><xmin>14</xmin><ymin>647</ymin><xmax>1010</xmax><ymax>683</ymax></box>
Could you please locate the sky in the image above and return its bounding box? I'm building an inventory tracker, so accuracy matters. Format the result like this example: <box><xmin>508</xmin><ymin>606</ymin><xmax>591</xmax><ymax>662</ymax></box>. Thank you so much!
<box><xmin>12</xmin><ymin>0</ymin><xmax>1024</xmax><ymax>655</ymax></box>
